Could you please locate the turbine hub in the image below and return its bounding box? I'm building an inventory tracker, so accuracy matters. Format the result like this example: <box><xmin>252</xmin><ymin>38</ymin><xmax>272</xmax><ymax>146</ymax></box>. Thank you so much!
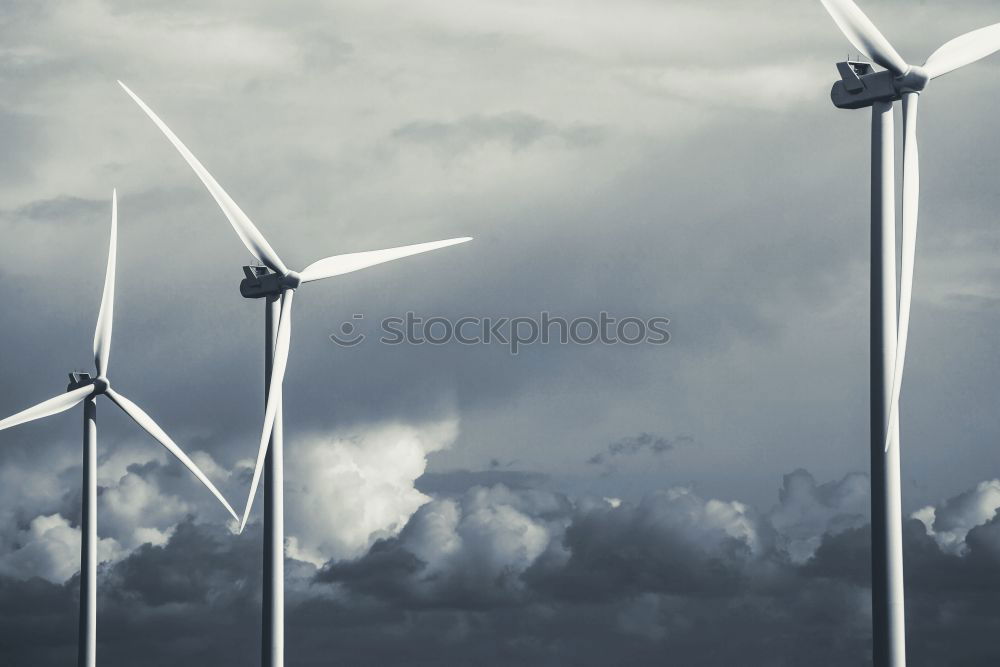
<box><xmin>66</xmin><ymin>372</ymin><xmax>109</xmax><ymax>394</ymax></box>
<box><xmin>831</xmin><ymin>62</ymin><xmax>898</xmax><ymax>109</ymax></box>
<box><xmin>896</xmin><ymin>66</ymin><xmax>929</xmax><ymax>94</ymax></box>
<box><xmin>282</xmin><ymin>271</ymin><xmax>301</xmax><ymax>290</ymax></box>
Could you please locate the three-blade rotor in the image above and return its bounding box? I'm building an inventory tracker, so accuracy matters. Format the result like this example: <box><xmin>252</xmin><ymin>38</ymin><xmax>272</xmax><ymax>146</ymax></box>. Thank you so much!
<box><xmin>0</xmin><ymin>191</ymin><xmax>238</xmax><ymax>522</ymax></box>
<box><xmin>820</xmin><ymin>0</ymin><xmax>1000</xmax><ymax>449</ymax></box>
<box><xmin>121</xmin><ymin>84</ymin><xmax>473</xmax><ymax>530</ymax></box>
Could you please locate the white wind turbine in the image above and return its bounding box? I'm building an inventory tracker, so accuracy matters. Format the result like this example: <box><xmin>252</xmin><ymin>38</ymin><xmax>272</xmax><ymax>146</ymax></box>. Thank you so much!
<box><xmin>0</xmin><ymin>191</ymin><xmax>239</xmax><ymax>667</ymax></box>
<box><xmin>119</xmin><ymin>82</ymin><xmax>472</xmax><ymax>667</ymax></box>
<box><xmin>818</xmin><ymin>1</ymin><xmax>1000</xmax><ymax>665</ymax></box>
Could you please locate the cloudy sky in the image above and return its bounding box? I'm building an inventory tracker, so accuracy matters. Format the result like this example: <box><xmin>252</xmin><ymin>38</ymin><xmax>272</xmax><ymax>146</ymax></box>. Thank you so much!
<box><xmin>3</xmin><ymin>0</ymin><xmax>1000</xmax><ymax>664</ymax></box>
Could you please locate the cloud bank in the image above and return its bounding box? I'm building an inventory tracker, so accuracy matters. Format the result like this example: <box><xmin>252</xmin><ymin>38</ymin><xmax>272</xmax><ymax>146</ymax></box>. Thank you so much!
<box><xmin>3</xmin><ymin>454</ymin><xmax>1000</xmax><ymax>666</ymax></box>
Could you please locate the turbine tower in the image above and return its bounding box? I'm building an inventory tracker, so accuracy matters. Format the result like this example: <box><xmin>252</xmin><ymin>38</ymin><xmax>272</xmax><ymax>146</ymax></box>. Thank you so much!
<box><xmin>119</xmin><ymin>82</ymin><xmax>472</xmax><ymax>667</ymax></box>
<box><xmin>0</xmin><ymin>191</ymin><xmax>239</xmax><ymax>667</ymax></box>
<box><xmin>818</xmin><ymin>2</ymin><xmax>1000</xmax><ymax>664</ymax></box>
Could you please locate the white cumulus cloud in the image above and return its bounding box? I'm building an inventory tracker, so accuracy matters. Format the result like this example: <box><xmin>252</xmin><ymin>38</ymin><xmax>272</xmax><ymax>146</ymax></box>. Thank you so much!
<box><xmin>913</xmin><ymin>479</ymin><xmax>1000</xmax><ymax>554</ymax></box>
<box><xmin>283</xmin><ymin>419</ymin><xmax>460</xmax><ymax>565</ymax></box>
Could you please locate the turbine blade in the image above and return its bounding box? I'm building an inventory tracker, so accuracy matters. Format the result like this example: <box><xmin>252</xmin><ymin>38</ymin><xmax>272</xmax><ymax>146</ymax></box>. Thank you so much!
<box><xmin>117</xmin><ymin>81</ymin><xmax>289</xmax><ymax>275</ymax></box>
<box><xmin>94</xmin><ymin>190</ymin><xmax>117</xmax><ymax>377</ymax></box>
<box><xmin>105</xmin><ymin>387</ymin><xmax>239</xmax><ymax>522</ymax></box>
<box><xmin>299</xmin><ymin>237</ymin><xmax>473</xmax><ymax>283</ymax></box>
<box><xmin>819</xmin><ymin>0</ymin><xmax>909</xmax><ymax>76</ymax></box>
<box><xmin>885</xmin><ymin>92</ymin><xmax>920</xmax><ymax>452</ymax></box>
<box><xmin>239</xmin><ymin>290</ymin><xmax>294</xmax><ymax>532</ymax></box>
<box><xmin>0</xmin><ymin>386</ymin><xmax>91</xmax><ymax>432</ymax></box>
<box><xmin>924</xmin><ymin>23</ymin><xmax>1000</xmax><ymax>79</ymax></box>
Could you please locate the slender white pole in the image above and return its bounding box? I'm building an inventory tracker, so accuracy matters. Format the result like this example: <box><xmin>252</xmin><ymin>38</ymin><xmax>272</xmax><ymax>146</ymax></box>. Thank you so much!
<box><xmin>870</xmin><ymin>101</ymin><xmax>905</xmax><ymax>667</ymax></box>
<box><xmin>263</xmin><ymin>294</ymin><xmax>284</xmax><ymax>667</ymax></box>
<box><xmin>78</xmin><ymin>397</ymin><xmax>97</xmax><ymax>667</ymax></box>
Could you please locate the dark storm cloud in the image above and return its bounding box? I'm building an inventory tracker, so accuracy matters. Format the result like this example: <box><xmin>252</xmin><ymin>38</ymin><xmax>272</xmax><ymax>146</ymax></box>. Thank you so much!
<box><xmin>105</xmin><ymin>519</ymin><xmax>260</xmax><ymax>607</ymax></box>
<box><xmin>0</xmin><ymin>520</ymin><xmax>266</xmax><ymax>666</ymax></box>
<box><xmin>586</xmin><ymin>432</ymin><xmax>687</xmax><ymax>465</ymax></box>
<box><xmin>6</xmin><ymin>470</ymin><xmax>1000</xmax><ymax>665</ymax></box>
<box><xmin>315</xmin><ymin>472</ymin><xmax>1000</xmax><ymax>665</ymax></box>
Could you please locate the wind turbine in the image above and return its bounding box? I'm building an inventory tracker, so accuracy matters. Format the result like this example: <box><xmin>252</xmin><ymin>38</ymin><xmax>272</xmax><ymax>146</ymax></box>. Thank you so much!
<box><xmin>0</xmin><ymin>190</ymin><xmax>239</xmax><ymax>667</ymax></box>
<box><xmin>118</xmin><ymin>81</ymin><xmax>472</xmax><ymax>667</ymax></box>
<box><xmin>818</xmin><ymin>1</ymin><xmax>1000</xmax><ymax>665</ymax></box>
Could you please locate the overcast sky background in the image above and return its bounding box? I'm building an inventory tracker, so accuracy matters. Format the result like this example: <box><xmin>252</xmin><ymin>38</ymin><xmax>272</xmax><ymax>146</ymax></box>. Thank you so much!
<box><xmin>3</xmin><ymin>0</ymin><xmax>1000</xmax><ymax>664</ymax></box>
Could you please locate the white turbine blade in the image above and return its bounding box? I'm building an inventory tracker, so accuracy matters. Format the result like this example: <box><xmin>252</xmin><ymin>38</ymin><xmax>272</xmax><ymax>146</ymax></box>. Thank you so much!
<box><xmin>299</xmin><ymin>237</ymin><xmax>473</xmax><ymax>283</ymax></box>
<box><xmin>885</xmin><ymin>93</ymin><xmax>920</xmax><ymax>452</ymax></box>
<box><xmin>93</xmin><ymin>189</ymin><xmax>117</xmax><ymax>377</ymax></box>
<box><xmin>117</xmin><ymin>81</ymin><xmax>289</xmax><ymax>275</ymax></box>
<box><xmin>105</xmin><ymin>387</ymin><xmax>239</xmax><ymax>522</ymax></box>
<box><xmin>239</xmin><ymin>386</ymin><xmax>281</xmax><ymax>533</ymax></box>
<box><xmin>239</xmin><ymin>290</ymin><xmax>294</xmax><ymax>532</ymax></box>
<box><xmin>925</xmin><ymin>23</ymin><xmax>1000</xmax><ymax>79</ymax></box>
<box><xmin>0</xmin><ymin>386</ymin><xmax>91</xmax><ymax>432</ymax></box>
<box><xmin>819</xmin><ymin>0</ymin><xmax>909</xmax><ymax>75</ymax></box>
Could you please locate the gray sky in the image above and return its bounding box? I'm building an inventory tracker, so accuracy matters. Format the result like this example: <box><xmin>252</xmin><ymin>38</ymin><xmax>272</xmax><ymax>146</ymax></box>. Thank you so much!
<box><xmin>3</xmin><ymin>0</ymin><xmax>1000</xmax><ymax>664</ymax></box>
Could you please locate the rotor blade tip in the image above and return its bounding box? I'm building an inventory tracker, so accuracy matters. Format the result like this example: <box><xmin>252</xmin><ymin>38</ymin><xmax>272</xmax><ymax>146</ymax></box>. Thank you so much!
<box><xmin>117</xmin><ymin>81</ymin><xmax>140</xmax><ymax>101</ymax></box>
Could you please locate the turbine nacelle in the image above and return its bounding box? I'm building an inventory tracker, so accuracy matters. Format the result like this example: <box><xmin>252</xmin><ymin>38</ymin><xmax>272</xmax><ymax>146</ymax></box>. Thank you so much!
<box><xmin>831</xmin><ymin>61</ymin><xmax>928</xmax><ymax>109</ymax></box>
<box><xmin>240</xmin><ymin>266</ymin><xmax>301</xmax><ymax>298</ymax></box>
<box><xmin>67</xmin><ymin>372</ymin><xmax>94</xmax><ymax>392</ymax></box>
<box><xmin>821</xmin><ymin>0</ymin><xmax>1000</xmax><ymax>453</ymax></box>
